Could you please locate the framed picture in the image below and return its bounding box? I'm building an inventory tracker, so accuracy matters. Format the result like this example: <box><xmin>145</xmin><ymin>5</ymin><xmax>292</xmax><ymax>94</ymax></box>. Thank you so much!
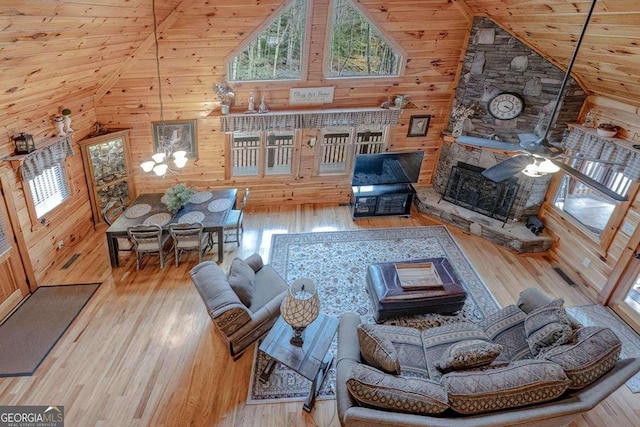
<box><xmin>152</xmin><ymin>120</ymin><xmax>198</xmax><ymax>158</ymax></box>
<box><xmin>407</xmin><ymin>115</ymin><xmax>431</xmax><ymax>137</ymax></box>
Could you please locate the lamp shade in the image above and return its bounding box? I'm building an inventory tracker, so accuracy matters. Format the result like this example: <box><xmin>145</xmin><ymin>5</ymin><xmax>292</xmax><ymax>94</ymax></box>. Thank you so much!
<box><xmin>141</xmin><ymin>161</ymin><xmax>156</xmax><ymax>172</ymax></box>
<box><xmin>281</xmin><ymin>278</ymin><xmax>320</xmax><ymax>330</ymax></box>
<box><xmin>174</xmin><ymin>156</ymin><xmax>188</xmax><ymax>168</ymax></box>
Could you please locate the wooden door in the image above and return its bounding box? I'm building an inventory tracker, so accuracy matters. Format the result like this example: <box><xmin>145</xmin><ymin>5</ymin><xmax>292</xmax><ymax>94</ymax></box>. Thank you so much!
<box><xmin>0</xmin><ymin>186</ymin><xmax>29</xmax><ymax>320</ymax></box>
<box><xmin>610</xmin><ymin>250</ymin><xmax>640</xmax><ymax>333</ymax></box>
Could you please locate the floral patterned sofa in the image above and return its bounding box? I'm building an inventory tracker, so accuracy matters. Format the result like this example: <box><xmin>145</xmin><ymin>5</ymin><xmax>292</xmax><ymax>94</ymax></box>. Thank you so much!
<box><xmin>336</xmin><ymin>288</ymin><xmax>640</xmax><ymax>427</ymax></box>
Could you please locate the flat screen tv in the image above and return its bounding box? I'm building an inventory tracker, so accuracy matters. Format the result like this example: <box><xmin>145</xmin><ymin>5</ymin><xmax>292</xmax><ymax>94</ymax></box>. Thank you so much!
<box><xmin>352</xmin><ymin>151</ymin><xmax>424</xmax><ymax>186</ymax></box>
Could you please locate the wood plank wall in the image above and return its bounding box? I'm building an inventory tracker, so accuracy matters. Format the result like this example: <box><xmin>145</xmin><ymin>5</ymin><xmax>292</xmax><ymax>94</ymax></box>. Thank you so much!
<box><xmin>95</xmin><ymin>0</ymin><xmax>473</xmax><ymax>205</ymax></box>
<box><xmin>0</xmin><ymin>1</ymin><xmax>183</xmax><ymax>283</ymax></box>
<box><xmin>540</xmin><ymin>95</ymin><xmax>640</xmax><ymax>303</ymax></box>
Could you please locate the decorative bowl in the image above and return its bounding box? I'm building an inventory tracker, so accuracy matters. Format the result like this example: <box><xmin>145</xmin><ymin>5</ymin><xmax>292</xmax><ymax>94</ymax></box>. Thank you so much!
<box><xmin>597</xmin><ymin>124</ymin><xmax>617</xmax><ymax>138</ymax></box>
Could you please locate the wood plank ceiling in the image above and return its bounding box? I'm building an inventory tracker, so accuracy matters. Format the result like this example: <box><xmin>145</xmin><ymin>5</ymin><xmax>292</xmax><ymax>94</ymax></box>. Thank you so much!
<box><xmin>2</xmin><ymin>0</ymin><xmax>640</xmax><ymax>127</ymax></box>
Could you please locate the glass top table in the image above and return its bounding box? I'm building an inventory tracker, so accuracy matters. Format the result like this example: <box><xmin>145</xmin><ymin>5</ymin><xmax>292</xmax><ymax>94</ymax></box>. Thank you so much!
<box><xmin>259</xmin><ymin>312</ymin><xmax>338</xmax><ymax>412</ymax></box>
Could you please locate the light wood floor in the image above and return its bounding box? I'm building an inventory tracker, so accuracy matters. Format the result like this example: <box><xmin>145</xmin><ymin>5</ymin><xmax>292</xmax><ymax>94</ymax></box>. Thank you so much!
<box><xmin>0</xmin><ymin>204</ymin><xmax>638</xmax><ymax>426</ymax></box>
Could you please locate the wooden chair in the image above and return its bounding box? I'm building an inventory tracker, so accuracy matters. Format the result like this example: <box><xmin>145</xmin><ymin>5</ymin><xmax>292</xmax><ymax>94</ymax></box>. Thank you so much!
<box><xmin>127</xmin><ymin>224</ymin><xmax>171</xmax><ymax>270</ymax></box>
<box><xmin>102</xmin><ymin>197</ymin><xmax>133</xmax><ymax>252</ymax></box>
<box><xmin>102</xmin><ymin>197</ymin><xmax>127</xmax><ymax>225</ymax></box>
<box><xmin>224</xmin><ymin>188</ymin><xmax>249</xmax><ymax>246</ymax></box>
<box><xmin>168</xmin><ymin>222</ymin><xmax>209</xmax><ymax>266</ymax></box>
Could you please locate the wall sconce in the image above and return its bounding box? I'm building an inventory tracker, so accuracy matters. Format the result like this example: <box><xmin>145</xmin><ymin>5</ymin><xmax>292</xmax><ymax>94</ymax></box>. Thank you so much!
<box><xmin>14</xmin><ymin>133</ymin><xmax>35</xmax><ymax>155</ymax></box>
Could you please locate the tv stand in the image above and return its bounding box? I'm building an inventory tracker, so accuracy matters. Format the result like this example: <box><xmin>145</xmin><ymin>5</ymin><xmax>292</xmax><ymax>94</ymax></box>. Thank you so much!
<box><xmin>351</xmin><ymin>184</ymin><xmax>416</xmax><ymax>219</ymax></box>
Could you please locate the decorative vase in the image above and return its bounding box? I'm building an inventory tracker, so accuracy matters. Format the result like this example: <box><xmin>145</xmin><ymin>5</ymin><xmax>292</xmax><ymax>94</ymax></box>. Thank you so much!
<box><xmin>452</xmin><ymin>119</ymin><xmax>464</xmax><ymax>137</ymax></box>
<box><xmin>54</xmin><ymin>116</ymin><xmax>66</xmax><ymax>137</ymax></box>
<box><xmin>63</xmin><ymin>114</ymin><xmax>74</xmax><ymax>133</ymax></box>
<box><xmin>221</xmin><ymin>104</ymin><xmax>230</xmax><ymax>115</ymax></box>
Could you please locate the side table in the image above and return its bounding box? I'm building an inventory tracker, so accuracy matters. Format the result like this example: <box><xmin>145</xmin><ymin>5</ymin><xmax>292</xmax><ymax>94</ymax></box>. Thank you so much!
<box><xmin>259</xmin><ymin>312</ymin><xmax>339</xmax><ymax>412</ymax></box>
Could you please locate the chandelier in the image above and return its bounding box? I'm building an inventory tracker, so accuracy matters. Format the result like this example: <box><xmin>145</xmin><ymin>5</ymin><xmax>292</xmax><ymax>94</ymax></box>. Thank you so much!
<box><xmin>140</xmin><ymin>0</ymin><xmax>188</xmax><ymax>178</ymax></box>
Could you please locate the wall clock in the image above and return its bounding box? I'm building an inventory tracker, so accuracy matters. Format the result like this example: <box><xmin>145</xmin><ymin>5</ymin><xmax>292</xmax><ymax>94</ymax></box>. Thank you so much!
<box><xmin>487</xmin><ymin>92</ymin><xmax>524</xmax><ymax>120</ymax></box>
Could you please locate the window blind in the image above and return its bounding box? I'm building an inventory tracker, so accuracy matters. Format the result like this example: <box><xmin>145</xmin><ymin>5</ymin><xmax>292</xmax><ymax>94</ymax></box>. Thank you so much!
<box><xmin>28</xmin><ymin>163</ymin><xmax>70</xmax><ymax>218</ymax></box>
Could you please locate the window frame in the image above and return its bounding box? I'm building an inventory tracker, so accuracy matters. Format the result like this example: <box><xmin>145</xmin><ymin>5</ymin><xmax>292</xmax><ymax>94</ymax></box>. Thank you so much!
<box><xmin>225</xmin><ymin>0</ymin><xmax>313</xmax><ymax>83</ymax></box>
<box><xmin>547</xmin><ymin>164</ymin><xmax>637</xmax><ymax>253</ymax></box>
<box><xmin>23</xmin><ymin>160</ymin><xmax>72</xmax><ymax>227</ymax></box>
<box><xmin>314</xmin><ymin>125</ymin><xmax>389</xmax><ymax>176</ymax></box>
<box><xmin>323</xmin><ymin>0</ymin><xmax>407</xmax><ymax>81</ymax></box>
<box><xmin>226</xmin><ymin>130</ymin><xmax>301</xmax><ymax>179</ymax></box>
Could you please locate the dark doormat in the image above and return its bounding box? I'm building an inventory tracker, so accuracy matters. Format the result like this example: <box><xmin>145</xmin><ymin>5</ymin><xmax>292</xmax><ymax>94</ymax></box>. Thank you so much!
<box><xmin>0</xmin><ymin>283</ymin><xmax>100</xmax><ymax>377</ymax></box>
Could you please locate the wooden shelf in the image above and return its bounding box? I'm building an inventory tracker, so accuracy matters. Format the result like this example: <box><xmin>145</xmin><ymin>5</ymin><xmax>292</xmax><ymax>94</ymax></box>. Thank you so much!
<box><xmin>2</xmin><ymin>135</ymin><xmax>70</xmax><ymax>163</ymax></box>
<box><xmin>568</xmin><ymin>123</ymin><xmax>637</xmax><ymax>151</ymax></box>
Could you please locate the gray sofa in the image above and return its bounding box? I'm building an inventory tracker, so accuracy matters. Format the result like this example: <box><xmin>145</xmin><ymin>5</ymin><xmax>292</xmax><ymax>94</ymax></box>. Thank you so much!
<box><xmin>336</xmin><ymin>288</ymin><xmax>640</xmax><ymax>427</ymax></box>
<box><xmin>190</xmin><ymin>253</ymin><xmax>288</xmax><ymax>359</ymax></box>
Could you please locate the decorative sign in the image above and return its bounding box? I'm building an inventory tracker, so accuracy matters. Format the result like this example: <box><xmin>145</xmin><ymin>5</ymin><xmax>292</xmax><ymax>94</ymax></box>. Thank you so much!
<box><xmin>289</xmin><ymin>87</ymin><xmax>335</xmax><ymax>105</ymax></box>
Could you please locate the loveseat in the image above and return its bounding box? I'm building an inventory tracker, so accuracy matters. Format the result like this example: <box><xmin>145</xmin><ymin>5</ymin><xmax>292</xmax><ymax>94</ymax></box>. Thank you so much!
<box><xmin>336</xmin><ymin>288</ymin><xmax>640</xmax><ymax>427</ymax></box>
<box><xmin>190</xmin><ymin>253</ymin><xmax>288</xmax><ymax>359</ymax></box>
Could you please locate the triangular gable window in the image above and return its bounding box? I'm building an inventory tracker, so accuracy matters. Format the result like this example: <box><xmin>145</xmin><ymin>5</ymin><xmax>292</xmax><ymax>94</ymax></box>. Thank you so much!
<box><xmin>327</xmin><ymin>0</ymin><xmax>403</xmax><ymax>78</ymax></box>
<box><xmin>228</xmin><ymin>0</ymin><xmax>308</xmax><ymax>81</ymax></box>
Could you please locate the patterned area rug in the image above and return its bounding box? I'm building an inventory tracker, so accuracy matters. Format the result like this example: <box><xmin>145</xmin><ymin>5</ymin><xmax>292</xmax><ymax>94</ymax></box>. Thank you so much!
<box><xmin>247</xmin><ymin>226</ymin><xmax>500</xmax><ymax>405</ymax></box>
<box><xmin>566</xmin><ymin>304</ymin><xmax>640</xmax><ymax>392</ymax></box>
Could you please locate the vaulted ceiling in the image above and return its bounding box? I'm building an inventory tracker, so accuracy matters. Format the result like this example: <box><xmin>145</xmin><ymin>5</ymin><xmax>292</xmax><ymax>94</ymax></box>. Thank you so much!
<box><xmin>467</xmin><ymin>0</ymin><xmax>640</xmax><ymax>106</ymax></box>
<box><xmin>2</xmin><ymin>0</ymin><xmax>640</xmax><ymax>124</ymax></box>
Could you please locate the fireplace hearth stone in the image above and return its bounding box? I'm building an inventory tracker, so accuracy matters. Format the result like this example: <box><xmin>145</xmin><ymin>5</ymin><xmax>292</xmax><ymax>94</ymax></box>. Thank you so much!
<box><xmin>414</xmin><ymin>186</ymin><xmax>554</xmax><ymax>253</ymax></box>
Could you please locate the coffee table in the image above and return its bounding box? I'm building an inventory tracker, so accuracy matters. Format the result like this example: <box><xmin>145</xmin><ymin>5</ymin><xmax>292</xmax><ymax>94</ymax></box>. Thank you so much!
<box><xmin>259</xmin><ymin>313</ymin><xmax>338</xmax><ymax>412</ymax></box>
<box><xmin>367</xmin><ymin>257</ymin><xmax>467</xmax><ymax>322</ymax></box>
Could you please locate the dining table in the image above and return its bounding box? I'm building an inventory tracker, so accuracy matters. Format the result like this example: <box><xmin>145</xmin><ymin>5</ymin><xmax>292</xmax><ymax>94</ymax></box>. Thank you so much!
<box><xmin>106</xmin><ymin>188</ymin><xmax>237</xmax><ymax>268</ymax></box>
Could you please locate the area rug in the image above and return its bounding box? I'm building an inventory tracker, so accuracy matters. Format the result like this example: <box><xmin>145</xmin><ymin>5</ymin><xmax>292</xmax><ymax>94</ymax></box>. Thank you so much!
<box><xmin>567</xmin><ymin>304</ymin><xmax>640</xmax><ymax>392</ymax></box>
<box><xmin>0</xmin><ymin>283</ymin><xmax>100</xmax><ymax>377</ymax></box>
<box><xmin>247</xmin><ymin>226</ymin><xmax>500</xmax><ymax>405</ymax></box>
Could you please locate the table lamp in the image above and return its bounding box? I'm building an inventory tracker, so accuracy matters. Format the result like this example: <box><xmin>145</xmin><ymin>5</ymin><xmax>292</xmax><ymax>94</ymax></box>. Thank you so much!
<box><xmin>281</xmin><ymin>278</ymin><xmax>320</xmax><ymax>347</ymax></box>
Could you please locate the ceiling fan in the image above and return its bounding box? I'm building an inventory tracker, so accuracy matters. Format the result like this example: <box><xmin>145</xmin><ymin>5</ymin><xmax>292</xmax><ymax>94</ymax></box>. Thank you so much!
<box><xmin>455</xmin><ymin>0</ymin><xmax>626</xmax><ymax>201</ymax></box>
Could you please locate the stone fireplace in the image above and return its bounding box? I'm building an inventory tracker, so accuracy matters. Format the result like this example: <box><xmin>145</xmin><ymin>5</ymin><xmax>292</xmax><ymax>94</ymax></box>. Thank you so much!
<box><xmin>442</xmin><ymin>162</ymin><xmax>519</xmax><ymax>225</ymax></box>
<box><xmin>434</xmin><ymin>139</ymin><xmax>551</xmax><ymax>221</ymax></box>
<box><xmin>413</xmin><ymin>138</ymin><xmax>554</xmax><ymax>253</ymax></box>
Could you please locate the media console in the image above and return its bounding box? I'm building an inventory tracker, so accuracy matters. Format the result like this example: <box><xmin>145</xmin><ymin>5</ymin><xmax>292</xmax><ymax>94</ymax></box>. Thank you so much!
<box><xmin>351</xmin><ymin>184</ymin><xmax>416</xmax><ymax>219</ymax></box>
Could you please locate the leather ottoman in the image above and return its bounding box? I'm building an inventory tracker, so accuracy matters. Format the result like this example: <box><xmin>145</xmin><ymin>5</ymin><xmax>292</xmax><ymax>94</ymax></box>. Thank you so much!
<box><xmin>366</xmin><ymin>258</ymin><xmax>467</xmax><ymax>322</ymax></box>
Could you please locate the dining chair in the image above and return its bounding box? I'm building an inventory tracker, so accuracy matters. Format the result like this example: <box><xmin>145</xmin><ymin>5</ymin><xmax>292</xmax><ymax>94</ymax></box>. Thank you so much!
<box><xmin>103</xmin><ymin>197</ymin><xmax>133</xmax><ymax>253</ymax></box>
<box><xmin>168</xmin><ymin>222</ymin><xmax>209</xmax><ymax>266</ymax></box>
<box><xmin>224</xmin><ymin>188</ymin><xmax>249</xmax><ymax>246</ymax></box>
<box><xmin>127</xmin><ymin>224</ymin><xmax>171</xmax><ymax>270</ymax></box>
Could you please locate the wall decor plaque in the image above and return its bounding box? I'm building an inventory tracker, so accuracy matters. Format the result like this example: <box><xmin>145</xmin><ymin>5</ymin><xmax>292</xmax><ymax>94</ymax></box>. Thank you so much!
<box><xmin>289</xmin><ymin>87</ymin><xmax>335</xmax><ymax>105</ymax></box>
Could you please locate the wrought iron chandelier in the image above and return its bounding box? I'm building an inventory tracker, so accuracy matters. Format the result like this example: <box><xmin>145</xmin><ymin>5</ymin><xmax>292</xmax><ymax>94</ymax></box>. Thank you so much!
<box><xmin>140</xmin><ymin>0</ymin><xmax>188</xmax><ymax>178</ymax></box>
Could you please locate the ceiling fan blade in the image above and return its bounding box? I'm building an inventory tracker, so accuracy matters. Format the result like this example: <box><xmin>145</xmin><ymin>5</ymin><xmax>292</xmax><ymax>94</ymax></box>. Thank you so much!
<box><xmin>519</xmin><ymin>138</ymin><xmax>565</xmax><ymax>157</ymax></box>
<box><xmin>456</xmin><ymin>135</ymin><xmax>520</xmax><ymax>152</ymax></box>
<box><xmin>553</xmin><ymin>162</ymin><xmax>627</xmax><ymax>202</ymax></box>
<box><xmin>517</xmin><ymin>133</ymin><xmax>539</xmax><ymax>144</ymax></box>
<box><xmin>482</xmin><ymin>155</ymin><xmax>534</xmax><ymax>183</ymax></box>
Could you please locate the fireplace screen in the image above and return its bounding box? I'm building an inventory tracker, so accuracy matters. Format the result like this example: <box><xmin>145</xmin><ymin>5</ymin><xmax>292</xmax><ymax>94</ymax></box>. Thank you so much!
<box><xmin>441</xmin><ymin>162</ymin><xmax>519</xmax><ymax>224</ymax></box>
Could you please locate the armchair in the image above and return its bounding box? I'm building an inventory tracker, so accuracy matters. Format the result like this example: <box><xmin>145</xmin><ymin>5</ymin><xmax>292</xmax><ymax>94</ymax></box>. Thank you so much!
<box><xmin>190</xmin><ymin>253</ymin><xmax>288</xmax><ymax>359</ymax></box>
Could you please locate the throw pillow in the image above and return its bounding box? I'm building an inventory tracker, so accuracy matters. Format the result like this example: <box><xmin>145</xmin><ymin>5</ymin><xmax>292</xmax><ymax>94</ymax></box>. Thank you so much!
<box><xmin>436</xmin><ymin>339</ymin><xmax>503</xmax><ymax>373</ymax></box>
<box><xmin>442</xmin><ymin>359</ymin><xmax>570</xmax><ymax>415</ymax></box>
<box><xmin>524</xmin><ymin>299</ymin><xmax>573</xmax><ymax>355</ymax></box>
<box><xmin>537</xmin><ymin>326</ymin><xmax>622</xmax><ymax>389</ymax></box>
<box><xmin>357</xmin><ymin>324</ymin><xmax>401</xmax><ymax>375</ymax></box>
<box><xmin>346</xmin><ymin>363</ymin><xmax>449</xmax><ymax>415</ymax></box>
<box><xmin>478</xmin><ymin>305</ymin><xmax>532</xmax><ymax>361</ymax></box>
<box><xmin>227</xmin><ymin>257</ymin><xmax>256</xmax><ymax>307</ymax></box>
